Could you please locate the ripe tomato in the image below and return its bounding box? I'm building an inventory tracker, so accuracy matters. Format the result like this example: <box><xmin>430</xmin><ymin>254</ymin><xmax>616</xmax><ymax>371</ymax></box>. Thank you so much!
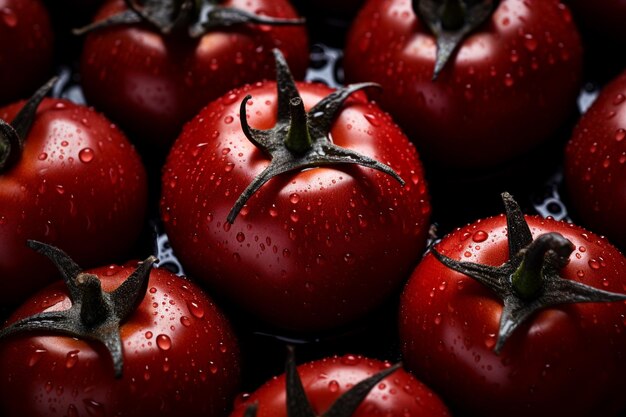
<box><xmin>565</xmin><ymin>70</ymin><xmax>626</xmax><ymax>250</ymax></box>
<box><xmin>160</xmin><ymin>54</ymin><xmax>431</xmax><ymax>332</ymax></box>
<box><xmin>344</xmin><ymin>0</ymin><xmax>582</xmax><ymax>169</ymax></box>
<box><xmin>230</xmin><ymin>354</ymin><xmax>451</xmax><ymax>417</ymax></box>
<box><xmin>79</xmin><ymin>0</ymin><xmax>309</xmax><ymax>149</ymax></box>
<box><xmin>0</xmin><ymin>249</ymin><xmax>241</xmax><ymax>417</ymax></box>
<box><xmin>0</xmin><ymin>0</ymin><xmax>53</xmax><ymax>105</ymax></box>
<box><xmin>0</xmin><ymin>93</ymin><xmax>147</xmax><ymax>306</ymax></box>
<box><xmin>399</xmin><ymin>195</ymin><xmax>626</xmax><ymax>417</ymax></box>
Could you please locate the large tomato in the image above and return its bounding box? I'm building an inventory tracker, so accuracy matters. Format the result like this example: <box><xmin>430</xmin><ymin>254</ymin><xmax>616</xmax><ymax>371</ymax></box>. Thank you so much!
<box><xmin>0</xmin><ymin>0</ymin><xmax>53</xmax><ymax>105</ymax></box>
<box><xmin>344</xmin><ymin>0</ymin><xmax>582</xmax><ymax>169</ymax></box>
<box><xmin>0</xmin><ymin>246</ymin><xmax>241</xmax><ymax>417</ymax></box>
<box><xmin>160</xmin><ymin>52</ymin><xmax>431</xmax><ymax>332</ymax></box>
<box><xmin>399</xmin><ymin>194</ymin><xmax>626</xmax><ymax>417</ymax></box>
<box><xmin>0</xmin><ymin>91</ymin><xmax>147</xmax><ymax>306</ymax></box>
<box><xmin>565</xmin><ymin>69</ymin><xmax>626</xmax><ymax>251</ymax></box>
<box><xmin>79</xmin><ymin>0</ymin><xmax>309</xmax><ymax>149</ymax></box>
<box><xmin>230</xmin><ymin>354</ymin><xmax>451</xmax><ymax>417</ymax></box>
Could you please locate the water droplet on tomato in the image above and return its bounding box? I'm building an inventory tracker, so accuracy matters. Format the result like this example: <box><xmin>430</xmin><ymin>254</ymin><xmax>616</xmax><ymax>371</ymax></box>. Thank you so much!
<box><xmin>363</xmin><ymin>113</ymin><xmax>380</xmax><ymax>126</ymax></box>
<box><xmin>180</xmin><ymin>316</ymin><xmax>191</xmax><ymax>327</ymax></box>
<box><xmin>38</xmin><ymin>152</ymin><xmax>48</xmax><ymax>161</ymax></box>
<box><xmin>523</xmin><ymin>34</ymin><xmax>538</xmax><ymax>51</ymax></box>
<box><xmin>65</xmin><ymin>350</ymin><xmax>79</xmax><ymax>369</ymax></box>
<box><xmin>187</xmin><ymin>300</ymin><xmax>205</xmax><ymax>318</ymax></box>
<box><xmin>0</xmin><ymin>8</ymin><xmax>17</xmax><ymax>27</ymax></box>
<box><xmin>615</xmin><ymin>129</ymin><xmax>625</xmax><ymax>142</ymax></box>
<box><xmin>484</xmin><ymin>334</ymin><xmax>496</xmax><ymax>349</ymax></box>
<box><xmin>328</xmin><ymin>380</ymin><xmax>340</xmax><ymax>393</ymax></box>
<box><xmin>224</xmin><ymin>115</ymin><xmax>234</xmax><ymax>124</ymax></box>
<box><xmin>344</xmin><ymin>253</ymin><xmax>355</xmax><ymax>265</ymax></box>
<box><xmin>613</xmin><ymin>94</ymin><xmax>625</xmax><ymax>105</ymax></box>
<box><xmin>28</xmin><ymin>348</ymin><xmax>47</xmax><ymax>367</ymax></box>
<box><xmin>236</xmin><ymin>232</ymin><xmax>245</xmax><ymax>242</ymax></box>
<box><xmin>472</xmin><ymin>230</ymin><xmax>488</xmax><ymax>242</ymax></box>
<box><xmin>83</xmin><ymin>399</ymin><xmax>105</xmax><ymax>417</ymax></box>
<box><xmin>79</xmin><ymin>148</ymin><xmax>94</xmax><ymax>163</ymax></box>
<box><xmin>504</xmin><ymin>73</ymin><xmax>514</xmax><ymax>87</ymax></box>
<box><xmin>156</xmin><ymin>334</ymin><xmax>171</xmax><ymax>351</ymax></box>
<box><xmin>588</xmin><ymin>259</ymin><xmax>600</xmax><ymax>270</ymax></box>
<box><xmin>289</xmin><ymin>193</ymin><xmax>300</xmax><ymax>204</ymax></box>
<box><xmin>209</xmin><ymin>361</ymin><xmax>218</xmax><ymax>374</ymax></box>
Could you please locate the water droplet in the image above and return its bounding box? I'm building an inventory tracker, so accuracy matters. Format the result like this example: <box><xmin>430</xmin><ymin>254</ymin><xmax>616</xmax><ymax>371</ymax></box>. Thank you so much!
<box><xmin>38</xmin><ymin>152</ymin><xmax>48</xmax><ymax>161</ymax></box>
<box><xmin>615</xmin><ymin>129</ymin><xmax>625</xmax><ymax>142</ymax></box>
<box><xmin>66</xmin><ymin>350</ymin><xmax>79</xmax><ymax>369</ymax></box>
<box><xmin>224</xmin><ymin>115</ymin><xmax>234</xmax><ymax>124</ymax></box>
<box><xmin>523</xmin><ymin>34</ymin><xmax>538</xmax><ymax>51</ymax></box>
<box><xmin>67</xmin><ymin>404</ymin><xmax>78</xmax><ymax>417</ymax></box>
<box><xmin>588</xmin><ymin>259</ymin><xmax>600</xmax><ymax>270</ymax></box>
<box><xmin>1</xmin><ymin>8</ymin><xmax>18</xmax><ymax>27</ymax></box>
<box><xmin>504</xmin><ymin>73</ymin><xmax>514</xmax><ymax>87</ymax></box>
<box><xmin>28</xmin><ymin>348</ymin><xmax>47</xmax><ymax>367</ymax></box>
<box><xmin>79</xmin><ymin>148</ymin><xmax>94</xmax><ymax>163</ymax></box>
<box><xmin>236</xmin><ymin>232</ymin><xmax>245</xmax><ymax>242</ymax></box>
<box><xmin>180</xmin><ymin>316</ymin><xmax>191</xmax><ymax>327</ymax></box>
<box><xmin>341</xmin><ymin>354</ymin><xmax>359</xmax><ymax>365</ymax></box>
<box><xmin>187</xmin><ymin>300</ymin><xmax>205</xmax><ymax>318</ymax></box>
<box><xmin>145</xmin><ymin>331</ymin><xmax>153</xmax><ymax>339</ymax></box>
<box><xmin>83</xmin><ymin>399</ymin><xmax>105</xmax><ymax>417</ymax></box>
<box><xmin>156</xmin><ymin>334</ymin><xmax>171</xmax><ymax>351</ymax></box>
<box><xmin>613</xmin><ymin>94</ymin><xmax>625</xmax><ymax>105</ymax></box>
<box><xmin>209</xmin><ymin>361</ymin><xmax>218</xmax><ymax>374</ymax></box>
<box><xmin>269</xmin><ymin>206</ymin><xmax>278</xmax><ymax>217</ymax></box>
<box><xmin>328</xmin><ymin>380</ymin><xmax>340</xmax><ymax>393</ymax></box>
<box><xmin>434</xmin><ymin>313</ymin><xmax>442</xmax><ymax>325</ymax></box>
<box><xmin>363</xmin><ymin>113</ymin><xmax>380</xmax><ymax>126</ymax></box>
<box><xmin>472</xmin><ymin>230</ymin><xmax>488</xmax><ymax>242</ymax></box>
<box><xmin>344</xmin><ymin>253</ymin><xmax>355</xmax><ymax>265</ymax></box>
<box><xmin>602</xmin><ymin>157</ymin><xmax>611</xmax><ymax>168</ymax></box>
<box><xmin>290</xmin><ymin>210</ymin><xmax>299</xmax><ymax>223</ymax></box>
<box><xmin>484</xmin><ymin>334</ymin><xmax>496</xmax><ymax>349</ymax></box>
<box><xmin>289</xmin><ymin>193</ymin><xmax>300</xmax><ymax>204</ymax></box>
<box><xmin>464</xmin><ymin>251</ymin><xmax>472</xmax><ymax>258</ymax></box>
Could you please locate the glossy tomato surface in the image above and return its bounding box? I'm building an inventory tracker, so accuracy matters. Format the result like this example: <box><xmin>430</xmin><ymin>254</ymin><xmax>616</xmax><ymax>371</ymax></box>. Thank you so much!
<box><xmin>0</xmin><ymin>98</ymin><xmax>147</xmax><ymax>305</ymax></box>
<box><xmin>0</xmin><ymin>0</ymin><xmax>53</xmax><ymax>105</ymax></box>
<box><xmin>399</xmin><ymin>215</ymin><xmax>626</xmax><ymax>417</ymax></box>
<box><xmin>344</xmin><ymin>0</ymin><xmax>582</xmax><ymax>169</ymax></box>
<box><xmin>0</xmin><ymin>262</ymin><xmax>241</xmax><ymax>417</ymax></box>
<box><xmin>565</xmin><ymin>70</ymin><xmax>626</xmax><ymax>250</ymax></box>
<box><xmin>80</xmin><ymin>0</ymin><xmax>309</xmax><ymax>148</ymax></box>
<box><xmin>161</xmin><ymin>81</ymin><xmax>431</xmax><ymax>332</ymax></box>
<box><xmin>230</xmin><ymin>355</ymin><xmax>451</xmax><ymax>417</ymax></box>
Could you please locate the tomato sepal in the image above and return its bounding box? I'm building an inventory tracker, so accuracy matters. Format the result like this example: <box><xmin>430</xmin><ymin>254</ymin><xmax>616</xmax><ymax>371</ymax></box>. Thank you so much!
<box><xmin>431</xmin><ymin>192</ymin><xmax>626</xmax><ymax>353</ymax></box>
<box><xmin>413</xmin><ymin>0</ymin><xmax>499</xmax><ymax>79</ymax></box>
<box><xmin>73</xmin><ymin>0</ymin><xmax>305</xmax><ymax>38</ymax></box>
<box><xmin>0</xmin><ymin>241</ymin><xmax>157</xmax><ymax>379</ymax></box>
<box><xmin>228</xmin><ymin>49</ymin><xmax>405</xmax><ymax>224</ymax></box>
<box><xmin>0</xmin><ymin>77</ymin><xmax>57</xmax><ymax>171</ymax></box>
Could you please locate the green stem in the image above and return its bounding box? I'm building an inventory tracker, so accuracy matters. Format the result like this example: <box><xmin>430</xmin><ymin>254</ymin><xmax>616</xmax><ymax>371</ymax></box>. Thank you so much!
<box><xmin>510</xmin><ymin>233</ymin><xmax>575</xmax><ymax>300</ymax></box>
<box><xmin>284</xmin><ymin>97</ymin><xmax>312</xmax><ymax>155</ymax></box>
<box><xmin>441</xmin><ymin>0</ymin><xmax>465</xmax><ymax>30</ymax></box>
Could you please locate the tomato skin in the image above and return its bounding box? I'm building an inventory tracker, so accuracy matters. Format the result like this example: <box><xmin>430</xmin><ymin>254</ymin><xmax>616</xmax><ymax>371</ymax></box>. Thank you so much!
<box><xmin>0</xmin><ymin>98</ymin><xmax>147</xmax><ymax>305</ymax></box>
<box><xmin>230</xmin><ymin>355</ymin><xmax>451</xmax><ymax>417</ymax></box>
<box><xmin>79</xmin><ymin>0</ymin><xmax>309</xmax><ymax>148</ymax></box>
<box><xmin>0</xmin><ymin>0</ymin><xmax>54</xmax><ymax>105</ymax></box>
<box><xmin>160</xmin><ymin>81</ymin><xmax>430</xmax><ymax>332</ymax></box>
<box><xmin>565</xmin><ymin>70</ymin><xmax>626</xmax><ymax>251</ymax></box>
<box><xmin>0</xmin><ymin>262</ymin><xmax>241</xmax><ymax>417</ymax></box>
<box><xmin>344</xmin><ymin>0</ymin><xmax>582</xmax><ymax>169</ymax></box>
<box><xmin>399</xmin><ymin>215</ymin><xmax>626</xmax><ymax>417</ymax></box>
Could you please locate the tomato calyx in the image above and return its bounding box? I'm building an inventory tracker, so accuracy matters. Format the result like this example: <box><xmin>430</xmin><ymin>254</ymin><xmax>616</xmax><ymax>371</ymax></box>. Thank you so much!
<box><xmin>0</xmin><ymin>240</ymin><xmax>157</xmax><ymax>378</ymax></box>
<box><xmin>73</xmin><ymin>0</ymin><xmax>305</xmax><ymax>38</ymax></box>
<box><xmin>280</xmin><ymin>347</ymin><xmax>402</xmax><ymax>417</ymax></box>
<box><xmin>431</xmin><ymin>192</ymin><xmax>626</xmax><ymax>354</ymax></box>
<box><xmin>228</xmin><ymin>49</ymin><xmax>405</xmax><ymax>223</ymax></box>
<box><xmin>413</xmin><ymin>0</ymin><xmax>499</xmax><ymax>79</ymax></box>
<box><xmin>0</xmin><ymin>77</ymin><xmax>57</xmax><ymax>172</ymax></box>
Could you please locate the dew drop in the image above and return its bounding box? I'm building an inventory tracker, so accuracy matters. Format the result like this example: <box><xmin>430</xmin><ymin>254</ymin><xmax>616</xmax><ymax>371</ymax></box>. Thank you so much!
<box><xmin>363</xmin><ymin>113</ymin><xmax>380</xmax><ymax>126</ymax></box>
<box><xmin>224</xmin><ymin>115</ymin><xmax>234</xmax><ymax>124</ymax></box>
<box><xmin>83</xmin><ymin>399</ymin><xmax>105</xmax><ymax>417</ymax></box>
<box><xmin>613</xmin><ymin>94</ymin><xmax>625</xmax><ymax>105</ymax></box>
<box><xmin>615</xmin><ymin>129</ymin><xmax>625</xmax><ymax>142</ymax></box>
<box><xmin>28</xmin><ymin>348</ymin><xmax>47</xmax><ymax>367</ymax></box>
<box><xmin>145</xmin><ymin>331</ymin><xmax>153</xmax><ymax>339</ymax></box>
<box><xmin>66</xmin><ymin>350</ymin><xmax>79</xmax><ymax>369</ymax></box>
<box><xmin>79</xmin><ymin>148</ymin><xmax>95</xmax><ymax>163</ymax></box>
<box><xmin>588</xmin><ymin>259</ymin><xmax>600</xmax><ymax>270</ymax></box>
<box><xmin>504</xmin><ymin>73</ymin><xmax>514</xmax><ymax>87</ymax></box>
<box><xmin>344</xmin><ymin>253</ymin><xmax>355</xmax><ymax>265</ymax></box>
<box><xmin>209</xmin><ymin>361</ymin><xmax>218</xmax><ymax>374</ymax></box>
<box><xmin>472</xmin><ymin>230</ymin><xmax>488</xmax><ymax>242</ymax></box>
<box><xmin>38</xmin><ymin>152</ymin><xmax>48</xmax><ymax>161</ymax></box>
<box><xmin>328</xmin><ymin>380</ymin><xmax>340</xmax><ymax>393</ymax></box>
<box><xmin>290</xmin><ymin>210</ymin><xmax>299</xmax><ymax>223</ymax></box>
<box><xmin>0</xmin><ymin>8</ymin><xmax>17</xmax><ymax>27</ymax></box>
<box><xmin>523</xmin><ymin>34</ymin><xmax>538</xmax><ymax>51</ymax></box>
<box><xmin>187</xmin><ymin>300</ymin><xmax>205</xmax><ymax>318</ymax></box>
<box><xmin>484</xmin><ymin>334</ymin><xmax>496</xmax><ymax>349</ymax></box>
<box><xmin>289</xmin><ymin>193</ymin><xmax>300</xmax><ymax>204</ymax></box>
<box><xmin>156</xmin><ymin>334</ymin><xmax>172</xmax><ymax>351</ymax></box>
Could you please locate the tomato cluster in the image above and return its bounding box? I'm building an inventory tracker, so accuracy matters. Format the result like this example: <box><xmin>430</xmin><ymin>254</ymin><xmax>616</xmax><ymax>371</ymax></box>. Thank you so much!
<box><xmin>0</xmin><ymin>1</ymin><xmax>625</xmax><ymax>417</ymax></box>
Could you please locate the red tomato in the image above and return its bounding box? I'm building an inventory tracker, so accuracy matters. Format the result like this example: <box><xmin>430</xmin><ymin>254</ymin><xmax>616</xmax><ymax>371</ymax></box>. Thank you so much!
<box><xmin>0</xmin><ymin>0</ymin><xmax>53</xmax><ymax>105</ymax></box>
<box><xmin>0</xmin><ymin>259</ymin><xmax>241</xmax><ymax>417</ymax></box>
<box><xmin>0</xmin><ymin>97</ymin><xmax>147</xmax><ymax>305</ymax></box>
<box><xmin>230</xmin><ymin>354</ymin><xmax>451</xmax><ymax>417</ymax></box>
<box><xmin>399</xmin><ymin>210</ymin><xmax>626</xmax><ymax>417</ymax></box>
<box><xmin>344</xmin><ymin>0</ymin><xmax>582</xmax><ymax>169</ymax></box>
<box><xmin>79</xmin><ymin>0</ymin><xmax>309</xmax><ymax>149</ymax></box>
<box><xmin>565</xmin><ymin>70</ymin><xmax>626</xmax><ymax>250</ymax></box>
<box><xmin>160</xmin><ymin>80</ymin><xmax>430</xmax><ymax>332</ymax></box>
